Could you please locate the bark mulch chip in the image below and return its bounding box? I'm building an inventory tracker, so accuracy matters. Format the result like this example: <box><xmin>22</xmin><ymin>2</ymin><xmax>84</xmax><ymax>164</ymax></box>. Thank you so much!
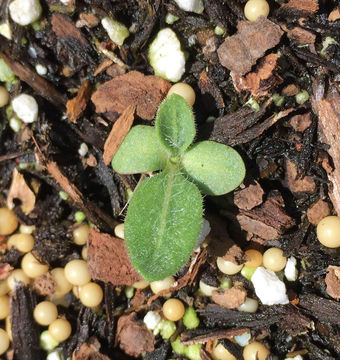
<box><xmin>212</xmin><ymin>283</ymin><xmax>247</xmax><ymax>309</ymax></box>
<box><xmin>325</xmin><ymin>265</ymin><xmax>340</xmax><ymax>300</ymax></box>
<box><xmin>307</xmin><ymin>199</ymin><xmax>331</xmax><ymax>225</ymax></box>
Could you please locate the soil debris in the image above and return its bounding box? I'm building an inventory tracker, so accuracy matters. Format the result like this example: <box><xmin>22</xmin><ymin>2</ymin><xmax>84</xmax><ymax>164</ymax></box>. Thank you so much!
<box><xmin>7</xmin><ymin>169</ymin><xmax>36</xmax><ymax>214</ymax></box>
<box><xmin>236</xmin><ymin>192</ymin><xmax>295</xmax><ymax>240</ymax></box>
<box><xmin>282</xmin><ymin>84</ymin><xmax>300</xmax><ymax>97</ymax></box>
<box><xmin>0</xmin><ymin>263</ymin><xmax>12</xmax><ymax>280</ymax></box>
<box><xmin>289</xmin><ymin>113</ymin><xmax>312</xmax><ymax>132</ymax></box>
<box><xmin>217</xmin><ymin>17</ymin><xmax>283</xmax><ymax>75</ymax></box>
<box><xmin>281</xmin><ymin>25</ymin><xmax>316</xmax><ymax>45</ymax></box>
<box><xmin>32</xmin><ymin>272</ymin><xmax>56</xmax><ymax>297</ymax></box>
<box><xmin>87</xmin><ymin>228</ymin><xmax>142</xmax><ymax>286</ymax></box>
<box><xmin>66</xmin><ymin>80</ymin><xmax>93</xmax><ymax>123</ymax></box>
<box><xmin>103</xmin><ymin>105</ymin><xmax>135</xmax><ymax>165</ymax></box>
<box><xmin>231</xmin><ymin>54</ymin><xmax>282</xmax><ymax>97</ymax></box>
<box><xmin>234</xmin><ymin>181</ymin><xmax>264</xmax><ymax>210</ymax></box>
<box><xmin>91</xmin><ymin>71</ymin><xmax>171</xmax><ymax>121</ymax></box>
<box><xmin>325</xmin><ymin>265</ymin><xmax>340</xmax><ymax>300</ymax></box>
<box><xmin>72</xmin><ymin>339</ymin><xmax>110</xmax><ymax>360</ymax></box>
<box><xmin>307</xmin><ymin>199</ymin><xmax>331</xmax><ymax>225</ymax></box>
<box><xmin>212</xmin><ymin>283</ymin><xmax>247</xmax><ymax>309</ymax></box>
<box><xmin>283</xmin><ymin>159</ymin><xmax>316</xmax><ymax>194</ymax></box>
<box><xmin>282</xmin><ymin>0</ymin><xmax>319</xmax><ymax>13</ymax></box>
<box><xmin>198</xmin><ymin>71</ymin><xmax>225</xmax><ymax>110</ymax></box>
<box><xmin>117</xmin><ymin>312</ymin><xmax>155</xmax><ymax>357</ymax></box>
<box><xmin>328</xmin><ymin>8</ymin><xmax>340</xmax><ymax>21</ymax></box>
<box><xmin>76</xmin><ymin>13</ymin><xmax>100</xmax><ymax>28</ymax></box>
<box><xmin>221</xmin><ymin>245</ymin><xmax>247</xmax><ymax>265</ymax></box>
<box><xmin>93</xmin><ymin>60</ymin><xmax>113</xmax><ymax>77</ymax></box>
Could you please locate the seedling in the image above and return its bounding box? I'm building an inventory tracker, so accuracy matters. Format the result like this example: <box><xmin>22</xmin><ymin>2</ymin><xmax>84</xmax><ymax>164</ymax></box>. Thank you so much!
<box><xmin>112</xmin><ymin>94</ymin><xmax>245</xmax><ymax>281</ymax></box>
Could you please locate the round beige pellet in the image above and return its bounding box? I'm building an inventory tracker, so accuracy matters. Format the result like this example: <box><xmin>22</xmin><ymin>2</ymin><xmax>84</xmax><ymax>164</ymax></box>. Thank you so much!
<box><xmin>0</xmin><ymin>296</ymin><xmax>10</xmax><ymax>319</ymax></box>
<box><xmin>0</xmin><ymin>280</ymin><xmax>9</xmax><ymax>296</ymax></box>
<box><xmin>79</xmin><ymin>282</ymin><xmax>103</xmax><ymax>307</ymax></box>
<box><xmin>133</xmin><ymin>279</ymin><xmax>149</xmax><ymax>289</ymax></box>
<box><xmin>0</xmin><ymin>328</ymin><xmax>9</xmax><ymax>355</ymax></box>
<box><xmin>237</xmin><ymin>297</ymin><xmax>259</xmax><ymax>313</ymax></box>
<box><xmin>81</xmin><ymin>246</ymin><xmax>88</xmax><ymax>260</ymax></box>
<box><xmin>8</xmin><ymin>233</ymin><xmax>34</xmax><ymax>253</ymax></box>
<box><xmin>64</xmin><ymin>259</ymin><xmax>91</xmax><ymax>286</ymax></box>
<box><xmin>33</xmin><ymin>301</ymin><xmax>58</xmax><ymax>326</ymax></box>
<box><xmin>19</xmin><ymin>224</ymin><xmax>36</xmax><ymax>234</ymax></box>
<box><xmin>244</xmin><ymin>0</ymin><xmax>270</xmax><ymax>22</ymax></box>
<box><xmin>51</xmin><ymin>268</ymin><xmax>73</xmax><ymax>296</ymax></box>
<box><xmin>5</xmin><ymin>316</ymin><xmax>12</xmax><ymax>341</ymax></box>
<box><xmin>162</xmin><ymin>298</ymin><xmax>185</xmax><ymax>321</ymax></box>
<box><xmin>21</xmin><ymin>252</ymin><xmax>49</xmax><ymax>278</ymax></box>
<box><xmin>167</xmin><ymin>83</ymin><xmax>196</xmax><ymax>106</ymax></box>
<box><xmin>212</xmin><ymin>340</ymin><xmax>236</xmax><ymax>360</ymax></box>
<box><xmin>245</xmin><ymin>249</ymin><xmax>263</xmax><ymax>268</ymax></box>
<box><xmin>72</xmin><ymin>224</ymin><xmax>89</xmax><ymax>246</ymax></box>
<box><xmin>317</xmin><ymin>216</ymin><xmax>340</xmax><ymax>248</ymax></box>
<box><xmin>199</xmin><ymin>280</ymin><xmax>218</xmax><ymax>297</ymax></box>
<box><xmin>0</xmin><ymin>86</ymin><xmax>9</xmax><ymax>108</ymax></box>
<box><xmin>262</xmin><ymin>248</ymin><xmax>287</xmax><ymax>272</ymax></box>
<box><xmin>243</xmin><ymin>341</ymin><xmax>270</xmax><ymax>360</ymax></box>
<box><xmin>7</xmin><ymin>269</ymin><xmax>31</xmax><ymax>290</ymax></box>
<box><xmin>217</xmin><ymin>257</ymin><xmax>243</xmax><ymax>275</ymax></box>
<box><xmin>0</xmin><ymin>207</ymin><xmax>18</xmax><ymax>235</ymax></box>
<box><xmin>150</xmin><ymin>276</ymin><xmax>175</xmax><ymax>294</ymax></box>
<box><xmin>114</xmin><ymin>223</ymin><xmax>125</xmax><ymax>239</ymax></box>
<box><xmin>49</xmin><ymin>319</ymin><xmax>72</xmax><ymax>342</ymax></box>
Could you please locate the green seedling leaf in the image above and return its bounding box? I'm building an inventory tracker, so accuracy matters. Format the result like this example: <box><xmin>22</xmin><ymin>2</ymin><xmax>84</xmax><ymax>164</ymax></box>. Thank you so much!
<box><xmin>182</xmin><ymin>141</ymin><xmax>245</xmax><ymax>195</ymax></box>
<box><xmin>111</xmin><ymin>125</ymin><xmax>168</xmax><ymax>174</ymax></box>
<box><xmin>125</xmin><ymin>167</ymin><xmax>203</xmax><ymax>281</ymax></box>
<box><xmin>156</xmin><ymin>94</ymin><xmax>195</xmax><ymax>156</ymax></box>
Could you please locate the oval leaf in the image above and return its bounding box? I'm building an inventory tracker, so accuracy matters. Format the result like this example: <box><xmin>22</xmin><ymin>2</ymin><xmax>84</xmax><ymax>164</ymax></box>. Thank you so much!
<box><xmin>111</xmin><ymin>125</ymin><xmax>168</xmax><ymax>174</ymax></box>
<box><xmin>156</xmin><ymin>94</ymin><xmax>196</xmax><ymax>156</ymax></box>
<box><xmin>125</xmin><ymin>169</ymin><xmax>203</xmax><ymax>281</ymax></box>
<box><xmin>182</xmin><ymin>141</ymin><xmax>246</xmax><ymax>195</ymax></box>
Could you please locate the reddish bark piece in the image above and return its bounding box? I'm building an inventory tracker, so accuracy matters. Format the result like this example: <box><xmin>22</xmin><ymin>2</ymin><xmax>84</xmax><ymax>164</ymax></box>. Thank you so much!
<box><xmin>76</xmin><ymin>13</ymin><xmax>99</xmax><ymax>28</ymax></box>
<box><xmin>87</xmin><ymin>228</ymin><xmax>142</xmax><ymax>286</ymax></box>
<box><xmin>73</xmin><ymin>339</ymin><xmax>110</xmax><ymax>360</ymax></box>
<box><xmin>282</xmin><ymin>84</ymin><xmax>300</xmax><ymax>97</ymax></box>
<box><xmin>117</xmin><ymin>313</ymin><xmax>155</xmax><ymax>357</ymax></box>
<box><xmin>283</xmin><ymin>159</ymin><xmax>316</xmax><ymax>194</ymax></box>
<box><xmin>86</xmin><ymin>154</ymin><xmax>97</xmax><ymax>167</ymax></box>
<box><xmin>328</xmin><ymin>8</ymin><xmax>340</xmax><ymax>21</ymax></box>
<box><xmin>51</xmin><ymin>14</ymin><xmax>88</xmax><ymax>46</ymax></box>
<box><xmin>212</xmin><ymin>284</ymin><xmax>247</xmax><ymax>309</ymax></box>
<box><xmin>237</xmin><ymin>194</ymin><xmax>295</xmax><ymax>240</ymax></box>
<box><xmin>217</xmin><ymin>17</ymin><xmax>283</xmax><ymax>75</ymax></box>
<box><xmin>221</xmin><ymin>245</ymin><xmax>247</xmax><ymax>265</ymax></box>
<box><xmin>66</xmin><ymin>80</ymin><xmax>92</xmax><ymax>123</ymax></box>
<box><xmin>281</xmin><ymin>25</ymin><xmax>316</xmax><ymax>45</ymax></box>
<box><xmin>198</xmin><ymin>71</ymin><xmax>225</xmax><ymax>109</ymax></box>
<box><xmin>234</xmin><ymin>181</ymin><xmax>264</xmax><ymax>210</ymax></box>
<box><xmin>0</xmin><ymin>263</ymin><xmax>13</xmax><ymax>280</ymax></box>
<box><xmin>7</xmin><ymin>168</ymin><xmax>36</xmax><ymax>214</ymax></box>
<box><xmin>307</xmin><ymin>200</ymin><xmax>331</xmax><ymax>225</ymax></box>
<box><xmin>196</xmin><ymin>29</ymin><xmax>215</xmax><ymax>45</ymax></box>
<box><xmin>32</xmin><ymin>272</ymin><xmax>56</xmax><ymax>296</ymax></box>
<box><xmin>282</xmin><ymin>0</ymin><xmax>319</xmax><ymax>13</ymax></box>
<box><xmin>130</xmin><ymin>289</ymin><xmax>147</xmax><ymax>308</ymax></box>
<box><xmin>312</xmin><ymin>82</ymin><xmax>340</xmax><ymax>215</ymax></box>
<box><xmin>93</xmin><ymin>59</ymin><xmax>113</xmax><ymax>76</ymax></box>
<box><xmin>325</xmin><ymin>266</ymin><xmax>340</xmax><ymax>300</ymax></box>
<box><xmin>91</xmin><ymin>71</ymin><xmax>171</xmax><ymax>120</ymax></box>
<box><xmin>106</xmin><ymin>64</ymin><xmax>126</xmax><ymax>78</ymax></box>
<box><xmin>103</xmin><ymin>105</ymin><xmax>135</xmax><ymax>165</ymax></box>
<box><xmin>231</xmin><ymin>54</ymin><xmax>282</xmax><ymax>97</ymax></box>
<box><xmin>290</xmin><ymin>113</ymin><xmax>312</xmax><ymax>132</ymax></box>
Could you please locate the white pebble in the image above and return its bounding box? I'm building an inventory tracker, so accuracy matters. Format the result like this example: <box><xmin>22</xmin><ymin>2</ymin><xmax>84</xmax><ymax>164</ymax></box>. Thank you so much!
<box><xmin>251</xmin><ymin>267</ymin><xmax>289</xmax><ymax>305</ymax></box>
<box><xmin>149</xmin><ymin>28</ymin><xmax>185</xmax><ymax>82</ymax></box>
<box><xmin>78</xmin><ymin>143</ymin><xmax>88</xmax><ymax>157</ymax></box>
<box><xmin>234</xmin><ymin>331</ymin><xmax>251</xmax><ymax>347</ymax></box>
<box><xmin>101</xmin><ymin>17</ymin><xmax>129</xmax><ymax>46</ymax></box>
<box><xmin>284</xmin><ymin>257</ymin><xmax>298</xmax><ymax>282</ymax></box>
<box><xmin>143</xmin><ymin>311</ymin><xmax>161</xmax><ymax>330</ymax></box>
<box><xmin>0</xmin><ymin>21</ymin><xmax>12</xmax><ymax>40</ymax></box>
<box><xmin>46</xmin><ymin>349</ymin><xmax>64</xmax><ymax>360</ymax></box>
<box><xmin>174</xmin><ymin>0</ymin><xmax>204</xmax><ymax>14</ymax></box>
<box><xmin>35</xmin><ymin>64</ymin><xmax>47</xmax><ymax>76</ymax></box>
<box><xmin>12</xmin><ymin>94</ymin><xmax>38</xmax><ymax>123</ymax></box>
<box><xmin>9</xmin><ymin>117</ymin><xmax>22</xmax><ymax>132</ymax></box>
<box><xmin>9</xmin><ymin>0</ymin><xmax>42</xmax><ymax>26</ymax></box>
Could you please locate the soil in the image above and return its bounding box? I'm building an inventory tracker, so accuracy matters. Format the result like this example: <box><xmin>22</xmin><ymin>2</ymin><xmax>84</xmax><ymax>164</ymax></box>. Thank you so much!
<box><xmin>0</xmin><ymin>1</ymin><xmax>340</xmax><ymax>360</ymax></box>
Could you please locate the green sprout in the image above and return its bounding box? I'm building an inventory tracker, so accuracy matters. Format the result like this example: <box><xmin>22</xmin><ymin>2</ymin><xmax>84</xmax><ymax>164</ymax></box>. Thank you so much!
<box><xmin>112</xmin><ymin>94</ymin><xmax>245</xmax><ymax>281</ymax></box>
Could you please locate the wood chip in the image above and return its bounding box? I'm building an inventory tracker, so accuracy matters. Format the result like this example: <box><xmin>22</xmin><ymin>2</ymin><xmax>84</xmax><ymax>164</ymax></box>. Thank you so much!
<box><xmin>32</xmin><ymin>272</ymin><xmax>56</xmax><ymax>296</ymax></box>
<box><xmin>325</xmin><ymin>266</ymin><xmax>340</xmax><ymax>300</ymax></box>
<box><xmin>283</xmin><ymin>159</ymin><xmax>316</xmax><ymax>194</ymax></box>
<box><xmin>282</xmin><ymin>84</ymin><xmax>300</xmax><ymax>97</ymax></box>
<box><xmin>117</xmin><ymin>313</ymin><xmax>155</xmax><ymax>357</ymax></box>
<box><xmin>281</xmin><ymin>25</ymin><xmax>316</xmax><ymax>45</ymax></box>
<box><xmin>93</xmin><ymin>59</ymin><xmax>113</xmax><ymax>77</ymax></box>
<box><xmin>76</xmin><ymin>12</ymin><xmax>99</xmax><ymax>28</ymax></box>
<box><xmin>234</xmin><ymin>181</ymin><xmax>264</xmax><ymax>210</ymax></box>
<box><xmin>91</xmin><ymin>71</ymin><xmax>171</xmax><ymax>120</ymax></box>
<box><xmin>328</xmin><ymin>8</ymin><xmax>340</xmax><ymax>21</ymax></box>
<box><xmin>217</xmin><ymin>17</ymin><xmax>283</xmax><ymax>75</ymax></box>
<box><xmin>212</xmin><ymin>284</ymin><xmax>247</xmax><ymax>309</ymax></box>
<box><xmin>231</xmin><ymin>54</ymin><xmax>282</xmax><ymax>96</ymax></box>
<box><xmin>7</xmin><ymin>168</ymin><xmax>36</xmax><ymax>214</ymax></box>
<box><xmin>66</xmin><ymin>80</ymin><xmax>92</xmax><ymax>123</ymax></box>
<box><xmin>73</xmin><ymin>340</ymin><xmax>110</xmax><ymax>360</ymax></box>
<box><xmin>87</xmin><ymin>228</ymin><xmax>142</xmax><ymax>286</ymax></box>
<box><xmin>290</xmin><ymin>113</ymin><xmax>312</xmax><ymax>132</ymax></box>
<box><xmin>236</xmin><ymin>193</ymin><xmax>295</xmax><ymax>240</ymax></box>
<box><xmin>0</xmin><ymin>52</ymin><xmax>66</xmax><ymax>109</ymax></box>
<box><xmin>282</xmin><ymin>0</ymin><xmax>319</xmax><ymax>13</ymax></box>
<box><xmin>312</xmin><ymin>81</ymin><xmax>340</xmax><ymax>215</ymax></box>
<box><xmin>306</xmin><ymin>200</ymin><xmax>331</xmax><ymax>225</ymax></box>
<box><xmin>103</xmin><ymin>105</ymin><xmax>135</xmax><ymax>165</ymax></box>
